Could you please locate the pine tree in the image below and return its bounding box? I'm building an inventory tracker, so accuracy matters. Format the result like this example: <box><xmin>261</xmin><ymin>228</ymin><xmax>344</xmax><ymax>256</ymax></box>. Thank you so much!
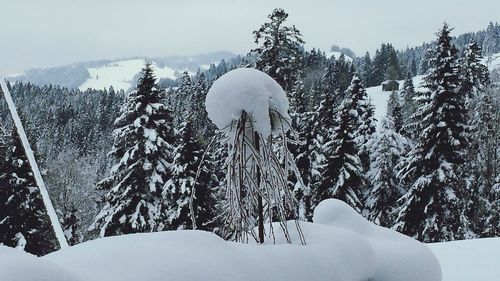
<box><xmin>91</xmin><ymin>62</ymin><xmax>176</xmax><ymax>237</ymax></box>
<box><xmin>162</xmin><ymin>118</ymin><xmax>217</xmax><ymax>231</ymax></box>
<box><xmin>366</xmin><ymin>117</ymin><xmax>408</xmax><ymax>227</ymax></box>
<box><xmin>357</xmin><ymin>98</ymin><xmax>377</xmax><ymax>172</ymax></box>
<box><xmin>361</xmin><ymin>52</ymin><xmax>373</xmax><ymax>86</ymax></box>
<box><xmin>387</xmin><ymin>90</ymin><xmax>404</xmax><ymax>133</ymax></box>
<box><xmin>252</xmin><ymin>8</ymin><xmax>305</xmax><ymax>92</ymax></box>
<box><xmin>0</xmin><ymin>128</ymin><xmax>58</xmax><ymax>256</ymax></box>
<box><xmin>459</xmin><ymin>41</ymin><xmax>490</xmax><ymax>103</ymax></box>
<box><xmin>289</xmin><ymin>79</ymin><xmax>315</xmax><ymax>220</ymax></box>
<box><xmin>468</xmin><ymin>90</ymin><xmax>500</xmax><ymax>236</ymax></box>
<box><xmin>395</xmin><ymin>24</ymin><xmax>470</xmax><ymax>242</ymax></box>
<box><xmin>190</xmin><ymin>73</ymin><xmax>214</xmax><ymax>140</ymax></box>
<box><xmin>314</xmin><ymin>76</ymin><xmax>366</xmax><ymax>212</ymax></box>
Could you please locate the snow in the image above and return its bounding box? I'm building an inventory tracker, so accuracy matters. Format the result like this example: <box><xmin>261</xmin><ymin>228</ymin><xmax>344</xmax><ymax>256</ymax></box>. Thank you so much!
<box><xmin>0</xmin><ymin>198</ymin><xmax>446</xmax><ymax>281</ymax></box>
<box><xmin>428</xmin><ymin>238</ymin><xmax>500</xmax><ymax>281</ymax></box>
<box><xmin>0</xmin><ymin>79</ymin><xmax>69</xmax><ymax>249</ymax></box>
<box><xmin>0</xmin><ymin>246</ymin><xmax>79</xmax><ymax>281</ymax></box>
<box><xmin>367</xmin><ymin>75</ymin><xmax>424</xmax><ymax>121</ymax></box>
<box><xmin>205</xmin><ymin>68</ymin><xmax>291</xmax><ymax>139</ymax></box>
<box><xmin>325</xmin><ymin>51</ymin><xmax>353</xmax><ymax>62</ymax></box>
<box><xmin>79</xmin><ymin>59</ymin><xmax>194</xmax><ymax>92</ymax></box>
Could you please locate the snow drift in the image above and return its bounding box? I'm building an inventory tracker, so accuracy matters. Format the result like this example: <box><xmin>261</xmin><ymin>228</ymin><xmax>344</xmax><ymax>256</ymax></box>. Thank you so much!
<box><xmin>0</xmin><ymin>246</ymin><xmax>79</xmax><ymax>281</ymax></box>
<box><xmin>0</xmin><ymin>199</ymin><xmax>441</xmax><ymax>281</ymax></box>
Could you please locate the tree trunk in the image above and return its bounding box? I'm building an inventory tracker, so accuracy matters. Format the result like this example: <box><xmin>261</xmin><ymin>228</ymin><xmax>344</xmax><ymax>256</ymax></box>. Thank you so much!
<box><xmin>255</xmin><ymin>131</ymin><xmax>264</xmax><ymax>244</ymax></box>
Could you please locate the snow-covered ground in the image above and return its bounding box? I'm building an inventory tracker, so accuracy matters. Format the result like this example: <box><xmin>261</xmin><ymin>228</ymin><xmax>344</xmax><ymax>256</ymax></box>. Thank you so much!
<box><xmin>0</xmin><ymin>199</ymin><xmax>442</xmax><ymax>281</ymax></box>
<box><xmin>79</xmin><ymin>59</ymin><xmax>193</xmax><ymax>92</ymax></box>
<box><xmin>428</xmin><ymin>238</ymin><xmax>500</xmax><ymax>281</ymax></box>
<box><xmin>366</xmin><ymin>75</ymin><xmax>424</xmax><ymax>121</ymax></box>
<box><xmin>0</xmin><ymin>199</ymin><xmax>497</xmax><ymax>281</ymax></box>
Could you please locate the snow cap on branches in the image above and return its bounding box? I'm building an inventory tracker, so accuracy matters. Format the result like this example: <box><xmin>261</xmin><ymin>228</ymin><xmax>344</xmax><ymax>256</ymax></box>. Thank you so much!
<box><xmin>205</xmin><ymin>68</ymin><xmax>291</xmax><ymax>139</ymax></box>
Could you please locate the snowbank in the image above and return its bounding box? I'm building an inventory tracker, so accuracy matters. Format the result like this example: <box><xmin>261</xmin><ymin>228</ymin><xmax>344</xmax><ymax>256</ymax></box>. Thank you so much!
<box><xmin>205</xmin><ymin>68</ymin><xmax>291</xmax><ymax>139</ymax></box>
<box><xmin>429</xmin><ymin>238</ymin><xmax>500</xmax><ymax>281</ymax></box>
<box><xmin>313</xmin><ymin>199</ymin><xmax>442</xmax><ymax>281</ymax></box>
<box><xmin>1</xmin><ymin>199</ymin><xmax>442</xmax><ymax>281</ymax></box>
<box><xmin>0</xmin><ymin>246</ymin><xmax>80</xmax><ymax>281</ymax></box>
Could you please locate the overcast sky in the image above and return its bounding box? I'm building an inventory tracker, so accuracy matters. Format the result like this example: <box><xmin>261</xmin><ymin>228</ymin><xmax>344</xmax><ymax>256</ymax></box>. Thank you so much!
<box><xmin>1</xmin><ymin>0</ymin><xmax>499</xmax><ymax>75</ymax></box>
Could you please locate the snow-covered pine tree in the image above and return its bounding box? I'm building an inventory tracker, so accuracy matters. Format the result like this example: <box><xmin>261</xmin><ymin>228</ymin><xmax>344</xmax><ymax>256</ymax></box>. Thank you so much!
<box><xmin>314</xmin><ymin>76</ymin><xmax>366</xmax><ymax>212</ymax></box>
<box><xmin>162</xmin><ymin>117</ymin><xmax>217</xmax><ymax>231</ymax></box>
<box><xmin>459</xmin><ymin>41</ymin><xmax>491</xmax><ymax>236</ymax></box>
<box><xmin>288</xmin><ymin>79</ymin><xmax>315</xmax><ymax>220</ymax></box>
<box><xmin>357</xmin><ymin>98</ymin><xmax>377</xmax><ymax>173</ymax></box>
<box><xmin>459</xmin><ymin>41</ymin><xmax>490</xmax><ymax>104</ymax></box>
<box><xmin>482</xmin><ymin>22</ymin><xmax>500</xmax><ymax>57</ymax></box>
<box><xmin>0</xmin><ymin>128</ymin><xmax>59</xmax><ymax>256</ymax></box>
<box><xmin>387</xmin><ymin>90</ymin><xmax>404</xmax><ymax>133</ymax></box>
<box><xmin>365</xmin><ymin>117</ymin><xmax>408</xmax><ymax>227</ymax></box>
<box><xmin>361</xmin><ymin>52</ymin><xmax>373</xmax><ymax>86</ymax></box>
<box><xmin>190</xmin><ymin>73</ymin><xmax>214</xmax><ymax>140</ymax></box>
<box><xmin>252</xmin><ymin>8</ymin><xmax>304</xmax><ymax>92</ymax></box>
<box><xmin>168</xmin><ymin>71</ymin><xmax>193</xmax><ymax>124</ymax></box>
<box><xmin>91</xmin><ymin>62</ymin><xmax>176</xmax><ymax>237</ymax></box>
<box><xmin>468</xmin><ymin>89</ymin><xmax>500</xmax><ymax>236</ymax></box>
<box><xmin>395</xmin><ymin>24</ymin><xmax>470</xmax><ymax>242</ymax></box>
<box><xmin>400</xmin><ymin>71</ymin><xmax>417</xmax><ymax>125</ymax></box>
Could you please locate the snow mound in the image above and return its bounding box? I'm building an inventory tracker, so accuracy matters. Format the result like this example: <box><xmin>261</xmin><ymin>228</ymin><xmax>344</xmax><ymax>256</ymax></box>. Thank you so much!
<box><xmin>45</xmin><ymin>229</ymin><xmax>376</xmax><ymax>281</ymax></box>
<box><xmin>313</xmin><ymin>199</ymin><xmax>442</xmax><ymax>281</ymax></box>
<box><xmin>205</xmin><ymin>68</ymin><xmax>291</xmax><ymax>139</ymax></box>
<box><xmin>429</xmin><ymin>238</ymin><xmax>500</xmax><ymax>281</ymax></box>
<box><xmin>0</xmin><ymin>246</ymin><xmax>80</xmax><ymax>281</ymax></box>
<box><xmin>1</xmin><ymin>199</ymin><xmax>442</xmax><ymax>281</ymax></box>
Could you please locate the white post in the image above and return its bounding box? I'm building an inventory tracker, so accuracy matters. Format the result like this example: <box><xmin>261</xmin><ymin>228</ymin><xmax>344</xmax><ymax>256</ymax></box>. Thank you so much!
<box><xmin>0</xmin><ymin>78</ymin><xmax>68</xmax><ymax>249</ymax></box>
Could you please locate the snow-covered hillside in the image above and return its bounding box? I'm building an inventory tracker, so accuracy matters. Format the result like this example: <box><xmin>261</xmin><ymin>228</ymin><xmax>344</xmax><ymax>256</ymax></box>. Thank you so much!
<box><xmin>366</xmin><ymin>51</ymin><xmax>500</xmax><ymax>123</ymax></box>
<box><xmin>325</xmin><ymin>51</ymin><xmax>353</xmax><ymax>61</ymax></box>
<box><xmin>366</xmin><ymin>75</ymin><xmax>424</xmax><ymax>121</ymax></box>
<box><xmin>78</xmin><ymin>59</ymin><xmax>191</xmax><ymax>92</ymax></box>
<box><xmin>8</xmin><ymin>51</ymin><xmax>235</xmax><ymax>91</ymax></box>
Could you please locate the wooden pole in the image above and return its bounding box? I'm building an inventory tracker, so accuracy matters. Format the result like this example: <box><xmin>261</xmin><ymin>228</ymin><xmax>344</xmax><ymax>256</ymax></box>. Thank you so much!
<box><xmin>0</xmin><ymin>79</ymin><xmax>69</xmax><ymax>249</ymax></box>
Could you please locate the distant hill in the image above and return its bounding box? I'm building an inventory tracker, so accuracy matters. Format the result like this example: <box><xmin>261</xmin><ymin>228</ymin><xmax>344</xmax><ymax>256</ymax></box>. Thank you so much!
<box><xmin>7</xmin><ymin>51</ymin><xmax>237</xmax><ymax>91</ymax></box>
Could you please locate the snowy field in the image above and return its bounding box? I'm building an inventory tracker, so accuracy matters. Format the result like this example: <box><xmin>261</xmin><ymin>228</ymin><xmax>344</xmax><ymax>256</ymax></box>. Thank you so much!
<box><xmin>79</xmin><ymin>59</ymin><xmax>194</xmax><ymax>92</ymax></box>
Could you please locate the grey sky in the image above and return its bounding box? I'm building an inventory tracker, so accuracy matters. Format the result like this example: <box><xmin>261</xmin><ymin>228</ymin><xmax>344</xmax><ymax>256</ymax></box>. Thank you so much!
<box><xmin>1</xmin><ymin>0</ymin><xmax>499</xmax><ymax>75</ymax></box>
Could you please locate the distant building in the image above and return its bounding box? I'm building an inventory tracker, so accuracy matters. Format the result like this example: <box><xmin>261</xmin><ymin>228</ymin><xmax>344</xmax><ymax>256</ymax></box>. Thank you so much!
<box><xmin>381</xmin><ymin>80</ymin><xmax>399</xmax><ymax>91</ymax></box>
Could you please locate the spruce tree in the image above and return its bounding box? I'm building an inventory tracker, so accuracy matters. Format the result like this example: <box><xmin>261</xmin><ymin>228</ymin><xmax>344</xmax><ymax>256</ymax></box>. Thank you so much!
<box><xmin>91</xmin><ymin>62</ymin><xmax>176</xmax><ymax>237</ymax></box>
<box><xmin>395</xmin><ymin>24</ymin><xmax>470</xmax><ymax>242</ymax></box>
<box><xmin>357</xmin><ymin>98</ymin><xmax>377</xmax><ymax>173</ymax></box>
<box><xmin>190</xmin><ymin>73</ymin><xmax>214</xmax><ymax>140</ymax></box>
<box><xmin>0</xmin><ymin>128</ymin><xmax>58</xmax><ymax>256</ymax></box>
<box><xmin>459</xmin><ymin>41</ymin><xmax>490</xmax><ymax>103</ymax></box>
<box><xmin>252</xmin><ymin>8</ymin><xmax>304</xmax><ymax>92</ymax></box>
<box><xmin>289</xmin><ymin>79</ymin><xmax>315</xmax><ymax>220</ymax></box>
<box><xmin>314</xmin><ymin>76</ymin><xmax>366</xmax><ymax>212</ymax></box>
<box><xmin>366</xmin><ymin>117</ymin><xmax>408</xmax><ymax>227</ymax></box>
<box><xmin>162</xmin><ymin>118</ymin><xmax>217</xmax><ymax>231</ymax></box>
<box><xmin>468</xmin><ymin>90</ymin><xmax>500</xmax><ymax>236</ymax></box>
<box><xmin>387</xmin><ymin>90</ymin><xmax>404</xmax><ymax>133</ymax></box>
